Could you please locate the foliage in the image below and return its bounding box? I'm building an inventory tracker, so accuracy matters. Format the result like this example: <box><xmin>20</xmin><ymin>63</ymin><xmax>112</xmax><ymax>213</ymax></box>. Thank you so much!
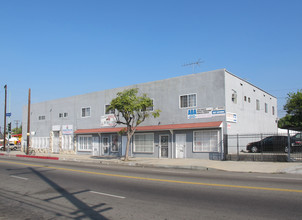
<box><xmin>278</xmin><ymin>90</ymin><xmax>302</xmax><ymax>130</ymax></box>
<box><xmin>12</xmin><ymin>126</ymin><xmax>22</xmax><ymax>135</ymax></box>
<box><xmin>109</xmin><ymin>88</ymin><xmax>160</xmax><ymax>160</ymax></box>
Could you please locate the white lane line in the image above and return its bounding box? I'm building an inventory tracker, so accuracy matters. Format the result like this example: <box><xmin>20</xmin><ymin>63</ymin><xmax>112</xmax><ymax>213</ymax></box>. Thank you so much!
<box><xmin>10</xmin><ymin>175</ymin><xmax>28</xmax><ymax>180</ymax></box>
<box><xmin>257</xmin><ymin>176</ymin><xmax>302</xmax><ymax>181</ymax></box>
<box><xmin>89</xmin><ymin>191</ymin><xmax>126</xmax><ymax>199</ymax></box>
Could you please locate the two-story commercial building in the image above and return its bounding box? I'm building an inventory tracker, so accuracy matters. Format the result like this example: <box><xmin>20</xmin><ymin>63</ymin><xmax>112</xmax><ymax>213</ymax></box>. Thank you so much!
<box><xmin>22</xmin><ymin>69</ymin><xmax>278</xmax><ymax>159</ymax></box>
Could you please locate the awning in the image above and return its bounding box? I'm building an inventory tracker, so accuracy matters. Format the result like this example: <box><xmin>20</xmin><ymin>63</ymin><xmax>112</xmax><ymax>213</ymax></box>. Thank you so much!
<box><xmin>74</xmin><ymin>121</ymin><xmax>222</xmax><ymax>134</ymax></box>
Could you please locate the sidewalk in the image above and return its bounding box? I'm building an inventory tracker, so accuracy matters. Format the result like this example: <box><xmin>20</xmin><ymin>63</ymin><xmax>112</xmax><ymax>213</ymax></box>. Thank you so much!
<box><xmin>1</xmin><ymin>150</ymin><xmax>302</xmax><ymax>175</ymax></box>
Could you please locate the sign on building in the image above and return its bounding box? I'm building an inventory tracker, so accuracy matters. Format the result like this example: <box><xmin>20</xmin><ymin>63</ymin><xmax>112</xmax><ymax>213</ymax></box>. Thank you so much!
<box><xmin>188</xmin><ymin>107</ymin><xmax>225</xmax><ymax>119</ymax></box>
<box><xmin>62</xmin><ymin>125</ymin><xmax>73</xmax><ymax>135</ymax></box>
<box><xmin>226</xmin><ymin>112</ymin><xmax>237</xmax><ymax>123</ymax></box>
<box><xmin>101</xmin><ymin>114</ymin><xmax>116</xmax><ymax>127</ymax></box>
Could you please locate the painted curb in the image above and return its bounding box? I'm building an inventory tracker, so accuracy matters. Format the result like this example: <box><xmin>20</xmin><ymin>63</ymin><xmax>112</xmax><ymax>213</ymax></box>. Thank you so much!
<box><xmin>15</xmin><ymin>154</ymin><xmax>59</xmax><ymax>160</ymax></box>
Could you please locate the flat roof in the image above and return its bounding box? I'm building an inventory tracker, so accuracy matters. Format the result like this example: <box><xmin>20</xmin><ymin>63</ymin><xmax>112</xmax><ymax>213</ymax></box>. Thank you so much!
<box><xmin>74</xmin><ymin>121</ymin><xmax>222</xmax><ymax>134</ymax></box>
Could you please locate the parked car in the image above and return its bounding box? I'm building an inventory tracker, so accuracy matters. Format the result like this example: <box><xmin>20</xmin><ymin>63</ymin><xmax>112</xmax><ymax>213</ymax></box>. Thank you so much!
<box><xmin>0</xmin><ymin>143</ymin><xmax>18</xmax><ymax>151</ymax></box>
<box><xmin>246</xmin><ymin>136</ymin><xmax>289</xmax><ymax>153</ymax></box>
<box><xmin>290</xmin><ymin>133</ymin><xmax>302</xmax><ymax>152</ymax></box>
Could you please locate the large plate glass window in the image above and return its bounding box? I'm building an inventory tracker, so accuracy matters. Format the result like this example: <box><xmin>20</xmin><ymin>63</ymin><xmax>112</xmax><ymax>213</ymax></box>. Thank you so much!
<box><xmin>193</xmin><ymin>130</ymin><xmax>219</xmax><ymax>152</ymax></box>
<box><xmin>134</xmin><ymin>133</ymin><xmax>154</xmax><ymax>153</ymax></box>
<box><xmin>180</xmin><ymin>94</ymin><xmax>196</xmax><ymax>108</ymax></box>
<box><xmin>78</xmin><ymin>135</ymin><xmax>92</xmax><ymax>151</ymax></box>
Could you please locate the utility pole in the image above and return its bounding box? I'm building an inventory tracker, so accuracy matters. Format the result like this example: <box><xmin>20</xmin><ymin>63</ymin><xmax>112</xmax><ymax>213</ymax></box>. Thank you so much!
<box><xmin>26</xmin><ymin>88</ymin><xmax>31</xmax><ymax>155</ymax></box>
<box><xmin>3</xmin><ymin>85</ymin><xmax>7</xmax><ymax>151</ymax></box>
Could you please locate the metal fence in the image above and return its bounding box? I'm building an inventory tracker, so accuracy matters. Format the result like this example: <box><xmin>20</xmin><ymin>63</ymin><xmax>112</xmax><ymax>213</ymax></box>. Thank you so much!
<box><xmin>224</xmin><ymin>132</ymin><xmax>302</xmax><ymax>162</ymax></box>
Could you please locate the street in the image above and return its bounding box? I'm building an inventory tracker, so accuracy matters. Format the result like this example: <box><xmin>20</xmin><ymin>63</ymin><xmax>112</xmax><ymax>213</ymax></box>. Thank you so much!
<box><xmin>0</xmin><ymin>157</ymin><xmax>302</xmax><ymax>220</ymax></box>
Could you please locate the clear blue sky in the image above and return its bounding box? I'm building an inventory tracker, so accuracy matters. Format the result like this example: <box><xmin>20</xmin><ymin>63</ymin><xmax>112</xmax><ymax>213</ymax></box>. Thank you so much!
<box><xmin>0</xmin><ymin>0</ymin><xmax>301</xmax><ymax>131</ymax></box>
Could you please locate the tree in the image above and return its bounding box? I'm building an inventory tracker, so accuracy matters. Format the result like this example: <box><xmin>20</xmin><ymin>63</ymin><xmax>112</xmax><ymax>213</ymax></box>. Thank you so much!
<box><xmin>109</xmin><ymin>88</ymin><xmax>160</xmax><ymax>161</ymax></box>
<box><xmin>12</xmin><ymin>125</ymin><xmax>22</xmax><ymax>135</ymax></box>
<box><xmin>278</xmin><ymin>90</ymin><xmax>302</xmax><ymax>130</ymax></box>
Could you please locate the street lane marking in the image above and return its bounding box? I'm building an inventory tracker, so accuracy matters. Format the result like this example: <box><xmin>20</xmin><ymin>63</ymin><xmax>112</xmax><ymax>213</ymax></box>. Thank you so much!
<box><xmin>10</xmin><ymin>175</ymin><xmax>28</xmax><ymax>180</ymax></box>
<box><xmin>90</xmin><ymin>191</ymin><xmax>125</xmax><ymax>199</ymax></box>
<box><xmin>257</xmin><ymin>176</ymin><xmax>302</xmax><ymax>181</ymax></box>
<box><xmin>2</xmin><ymin>160</ymin><xmax>302</xmax><ymax>193</ymax></box>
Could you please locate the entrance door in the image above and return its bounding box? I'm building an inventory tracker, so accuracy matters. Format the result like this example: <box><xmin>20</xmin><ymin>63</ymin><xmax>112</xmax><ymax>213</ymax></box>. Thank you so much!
<box><xmin>160</xmin><ymin>135</ymin><xmax>169</xmax><ymax>158</ymax></box>
<box><xmin>176</xmin><ymin>134</ymin><xmax>186</xmax><ymax>158</ymax></box>
<box><xmin>122</xmin><ymin>136</ymin><xmax>128</xmax><ymax>156</ymax></box>
<box><xmin>102</xmin><ymin>137</ymin><xmax>109</xmax><ymax>156</ymax></box>
<box><xmin>52</xmin><ymin>131</ymin><xmax>60</xmax><ymax>153</ymax></box>
<box><xmin>92</xmin><ymin>136</ymin><xmax>99</xmax><ymax>156</ymax></box>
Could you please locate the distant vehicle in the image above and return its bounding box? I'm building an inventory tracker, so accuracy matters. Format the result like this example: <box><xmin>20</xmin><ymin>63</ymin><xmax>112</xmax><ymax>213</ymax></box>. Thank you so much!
<box><xmin>0</xmin><ymin>143</ymin><xmax>18</xmax><ymax>151</ymax></box>
<box><xmin>291</xmin><ymin>133</ymin><xmax>302</xmax><ymax>146</ymax></box>
<box><xmin>246</xmin><ymin>136</ymin><xmax>288</xmax><ymax>153</ymax></box>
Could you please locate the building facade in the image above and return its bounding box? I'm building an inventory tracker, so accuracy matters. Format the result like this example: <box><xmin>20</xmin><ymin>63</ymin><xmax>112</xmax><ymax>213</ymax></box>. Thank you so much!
<box><xmin>22</xmin><ymin>69</ymin><xmax>278</xmax><ymax>159</ymax></box>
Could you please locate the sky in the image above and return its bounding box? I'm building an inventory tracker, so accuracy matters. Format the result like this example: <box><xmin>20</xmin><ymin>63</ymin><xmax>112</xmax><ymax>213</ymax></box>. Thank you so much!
<box><xmin>0</xmin><ymin>0</ymin><xmax>301</xmax><ymax>131</ymax></box>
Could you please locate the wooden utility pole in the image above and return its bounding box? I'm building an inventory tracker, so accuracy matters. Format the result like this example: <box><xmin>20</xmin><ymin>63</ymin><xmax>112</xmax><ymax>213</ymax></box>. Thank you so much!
<box><xmin>3</xmin><ymin>85</ymin><xmax>7</xmax><ymax>151</ymax></box>
<box><xmin>26</xmin><ymin>88</ymin><xmax>31</xmax><ymax>155</ymax></box>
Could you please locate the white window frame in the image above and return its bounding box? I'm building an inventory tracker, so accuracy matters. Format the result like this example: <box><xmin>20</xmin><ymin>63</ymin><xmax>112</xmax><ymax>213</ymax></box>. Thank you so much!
<box><xmin>133</xmin><ymin>133</ymin><xmax>154</xmax><ymax>153</ymax></box>
<box><xmin>105</xmin><ymin>104</ymin><xmax>115</xmax><ymax>115</ymax></box>
<box><xmin>77</xmin><ymin>135</ymin><xmax>92</xmax><ymax>151</ymax></box>
<box><xmin>179</xmin><ymin>93</ymin><xmax>197</xmax><ymax>109</ymax></box>
<box><xmin>193</xmin><ymin>130</ymin><xmax>220</xmax><ymax>152</ymax></box>
<box><xmin>81</xmin><ymin>107</ymin><xmax>91</xmax><ymax>118</ymax></box>
<box><xmin>145</xmin><ymin>98</ymin><xmax>154</xmax><ymax>112</ymax></box>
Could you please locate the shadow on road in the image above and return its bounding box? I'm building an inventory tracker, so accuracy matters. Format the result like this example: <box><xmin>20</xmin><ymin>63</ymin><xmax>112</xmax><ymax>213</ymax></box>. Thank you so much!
<box><xmin>29</xmin><ymin>167</ymin><xmax>111</xmax><ymax>219</ymax></box>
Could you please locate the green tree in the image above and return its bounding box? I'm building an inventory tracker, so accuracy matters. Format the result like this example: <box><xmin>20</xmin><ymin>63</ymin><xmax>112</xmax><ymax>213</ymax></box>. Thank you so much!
<box><xmin>109</xmin><ymin>88</ymin><xmax>160</xmax><ymax>161</ymax></box>
<box><xmin>278</xmin><ymin>90</ymin><xmax>302</xmax><ymax>129</ymax></box>
<box><xmin>12</xmin><ymin>125</ymin><xmax>22</xmax><ymax>135</ymax></box>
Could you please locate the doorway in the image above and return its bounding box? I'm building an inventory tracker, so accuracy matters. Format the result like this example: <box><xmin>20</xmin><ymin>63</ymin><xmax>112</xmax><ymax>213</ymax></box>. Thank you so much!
<box><xmin>176</xmin><ymin>134</ymin><xmax>186</xmax><ymax>158</ymax></box>
<box><xmin>102</xmin><ymin>137</ymin><xmax>109</xmax><ymax>156</ymax></box>
<box><xmin>160</xmin><ymin>135</ymin><xmax>169</xmax><ymax>158</ymax></box>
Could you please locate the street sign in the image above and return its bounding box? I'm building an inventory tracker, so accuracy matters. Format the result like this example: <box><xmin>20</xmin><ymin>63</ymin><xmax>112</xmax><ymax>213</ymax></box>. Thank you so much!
<box><xmin>6</xmin><ymin>113</ymin><xmax>11</xmax><ymax>117</ymax></box>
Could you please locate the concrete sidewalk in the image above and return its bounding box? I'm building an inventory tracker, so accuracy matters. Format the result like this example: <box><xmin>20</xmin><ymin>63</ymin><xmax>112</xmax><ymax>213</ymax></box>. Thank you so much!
<box><xmin>1</xmin><ymin>150</ymin><xmax>302</xmax><ymax>175</ymax></box>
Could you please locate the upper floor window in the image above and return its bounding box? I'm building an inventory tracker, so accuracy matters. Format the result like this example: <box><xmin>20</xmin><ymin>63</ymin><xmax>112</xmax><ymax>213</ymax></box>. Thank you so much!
<box><xmin>265</xmin><ymin>103</ymin><xmax>268</xmax><ymax>113</ymax></box>
<box><xmin>38</xmin><ymin>116</ymin><xmax>45</xmax><ymax>120</ymax></box>
<box><xmin>105</xmin><ymin>105</ymin><xmax>115</xmax><ymax>115</ymax></box>
<box><xmin>256</xmin><ymin>99</ymin><xmax>260</xmax><ymax>110</ymax></box>
<box><xmin>59</xmin><ymin>112</ymin><xmax>68</xmax><ymax>118</ymax></box>
<box><xmin>272</xmin><ymin>106</ymin><xmax>275</xmax><ymax>115</ymax></box>
<box><xmin>81</xmin><ymin>107</ymin><xmax>91</xmax><ymax>117</ymax></box>
<box><xmin>145</xmin><ymin>99</ymin><xmax>154</xmax><ymax>111</ymax></box>
<box><xmin>180</xmin><ymin>94</ymin><xmax>196</xmax><ymax>108</ymax></box>
<box><xmin>231</xmin><ymin>90</ymin><xmax>237</xmax><ymax>104</ymax></box>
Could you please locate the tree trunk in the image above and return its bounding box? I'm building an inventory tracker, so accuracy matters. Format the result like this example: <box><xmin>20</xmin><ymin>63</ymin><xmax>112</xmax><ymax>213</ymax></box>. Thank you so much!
<box><xmin>124</xmin><ymin>128</ymin><xmax>135</xmax><ymax>161</ymax></box>
<box><xmin>124</xmin><ymin>133</ymin><xmax>131</xmax><ymax>161</ymax></box>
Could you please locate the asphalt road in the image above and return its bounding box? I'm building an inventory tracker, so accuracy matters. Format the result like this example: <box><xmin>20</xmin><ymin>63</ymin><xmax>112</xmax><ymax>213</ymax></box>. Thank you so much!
<box><xmin>0</xmin><ymin>157</ymin><xmax>302</xmax><ymax>220</ymax></box>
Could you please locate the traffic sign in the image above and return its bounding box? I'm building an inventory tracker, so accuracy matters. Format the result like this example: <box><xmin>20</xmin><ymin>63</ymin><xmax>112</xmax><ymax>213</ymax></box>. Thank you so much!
<box><xmin>6</xmin><ymin>113</ymin><xmax>11</xmax><ymax>117</ymax></box>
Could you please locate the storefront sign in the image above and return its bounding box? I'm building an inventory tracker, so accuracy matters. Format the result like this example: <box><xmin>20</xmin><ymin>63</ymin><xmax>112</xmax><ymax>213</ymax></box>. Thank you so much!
<box><xmin>226</xmin><ymin>112</ymin><xmax>237</xmax><ymax>123</ymax></box>
<box><xmin>52</xmin><ymin>125</ymin><xmax>61</xmax><ymax>131</ymax></box>
<box><xmin>188</xmin><ymin>108</ymin><xmax>226</xmax><ymax>119</ymax></box>
<box><xmin>62</xmin><ymin>125</ymin><xmax>73</xmax><ymax>135</ymax></box>
<box><xmin>101</xmin><ymin>114</ymin><xmax>116</xmax><ymax>127</ymax></box>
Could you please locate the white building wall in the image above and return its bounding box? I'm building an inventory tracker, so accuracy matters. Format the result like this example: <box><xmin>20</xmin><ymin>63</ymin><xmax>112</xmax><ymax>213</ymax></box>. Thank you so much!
<box><xmin>224</xmin><ymin>70</ymin><xmax>278</xmax><ymax>135</ymax></box>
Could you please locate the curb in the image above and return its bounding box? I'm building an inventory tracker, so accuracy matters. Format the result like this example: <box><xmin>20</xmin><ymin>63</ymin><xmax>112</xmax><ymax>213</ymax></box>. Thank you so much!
<box><xmin>16</xmin><ymin>155</ymin><xmax>59</xmax><ymax>160</ymax></box>
<box><xmin>0</xmin><ymin>153</ymin><xmax>59</xmax><ymax>160</ymax></box>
